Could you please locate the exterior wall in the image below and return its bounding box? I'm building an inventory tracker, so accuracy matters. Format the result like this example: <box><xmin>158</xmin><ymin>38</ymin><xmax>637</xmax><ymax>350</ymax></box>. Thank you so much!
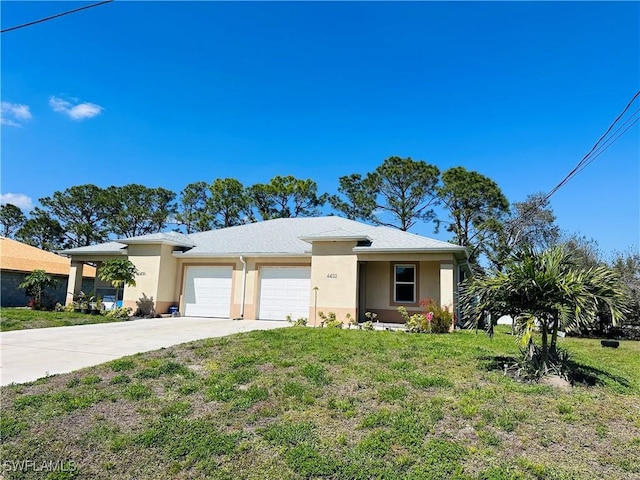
<box><xmin>359</xmin><ymin>254</ymin><xmax>458</xmax><ymax>323</ymax></box>
<box><xmin>155</xmin><ymin>244</ymin><xmax>180</xmax><ymax>314</ymax></box>
<box><xmin>173</xmin><ymin>250</ymin><xmax>459</xmax><ymax>324</ymax></box>
<box><xmin>124</xmin><ymin>245</ymin><xmax>165</xmax><ymax>312</ymax></box>
<box><xmin>2</xmin><ymin>271</ymin><xmax>94</xmax><ymax>308</ymax></box>
<box><xmin>309</xmin><ymin>242</ymin><xmax>359</xmax><ymax>323</ymax></box>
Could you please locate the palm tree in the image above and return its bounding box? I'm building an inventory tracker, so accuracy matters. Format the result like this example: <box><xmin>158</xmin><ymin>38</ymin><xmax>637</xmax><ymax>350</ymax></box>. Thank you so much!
<box><xmin>461</xmin><ymin>246</ymin><xmax>630</xmax><ymax>375</ymax></box>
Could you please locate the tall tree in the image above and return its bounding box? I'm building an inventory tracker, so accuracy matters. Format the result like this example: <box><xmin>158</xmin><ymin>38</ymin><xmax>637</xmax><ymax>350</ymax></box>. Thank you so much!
<box><xmin>487</xmin><ymin>193</ymin><xmax>560</xmax><ymax>270</ymax></box>
<box><xmin>104</xmin><ymin>184</ymin><xmax>177</xmax><ymax>238</ymax></box>
<box><xmin>0</xmin><ymin>203</ymin><xmax>26</xmax><ymax>237</ymax></box>
<box><xmin>610</xmin><ymin>249</ymin><xmax>640</xmax><ymax>326</ymax></box>
<box><xmin>462</xmin><ymin>246</ymin><xmax>630</xmax><ymax>376</ymax></box>
<box><xmin>331</xmin><ymin>156</ymin><xmax>440</xmax><ymax>231</ymax></box>
<box><xmin>208</xmin><ymin>178</ymin><xmax>253</xmax><ymax>228</ymax></box>
<box><xmin>39</xmin><ymin>184</ymin><xmax>109</xmax><ymax>247</ymax></box>
<box><xmin>176</xmin><ymin>181</ymin><xmax>213</xmax><ymax>233</ymax></box>
<box><xmin>16</xmin><ymin>208</ymin><xmax>67</xmax><ymax>251</ymax></box>
<box><xmin>437</xmin><ymin>167</ymin><xmax>509</xmax><ymax>268</ymax></box>
<box><xmin>559</xmin><ymin>233</ymin><xmax>602</xmax><ymax>269</ymax></box>
<box><xmin>249</xmin><ymin>175</ymin><xmax>327</xmax><ymax>220</ymax></box>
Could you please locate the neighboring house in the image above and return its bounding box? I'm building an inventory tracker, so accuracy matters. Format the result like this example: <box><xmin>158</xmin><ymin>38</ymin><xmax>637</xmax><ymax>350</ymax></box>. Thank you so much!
<box><xmin>60</xmin><ymin>217</ymin><xmax>468</xmax><ymax>323</ymax></box>
<box><xmin>0</xmin><ymin>237</ymin><xmax>95</xmax><ymax>307</ymax></box>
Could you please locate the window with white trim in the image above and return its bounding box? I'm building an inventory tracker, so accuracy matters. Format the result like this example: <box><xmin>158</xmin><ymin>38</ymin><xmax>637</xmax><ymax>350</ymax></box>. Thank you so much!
<box><xmin>394</xmin><ymin>264</ymin><xmax>416</xmax><ymax>303</ymax></box>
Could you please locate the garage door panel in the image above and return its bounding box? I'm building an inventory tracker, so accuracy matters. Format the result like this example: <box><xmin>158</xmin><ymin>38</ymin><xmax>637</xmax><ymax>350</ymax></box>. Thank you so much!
<box><xmin>184</xmin><ymin>266</ymin><xmax>232</xmax><ymax>318</ymax></box>
<box><xmin>258</xmin><ymin>267</ymin><xmax>310</xmax><ymax>321</ymax></box>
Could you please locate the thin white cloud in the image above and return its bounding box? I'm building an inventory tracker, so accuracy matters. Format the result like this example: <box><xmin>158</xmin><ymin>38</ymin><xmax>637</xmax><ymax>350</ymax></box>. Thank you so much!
<box><xmin>0</xmin><ymin>193</ymin><xmax>34</xmax><ymax>211</ymax></box>
<box><xmin>49</xmin><ymin>95</ymin><xmax>103</xmax><ymax>120</ymax></box>
<box><xmin>1</xmin><ymin>101</ymin><xmax>32</xmax><ymax>127</ymax></box>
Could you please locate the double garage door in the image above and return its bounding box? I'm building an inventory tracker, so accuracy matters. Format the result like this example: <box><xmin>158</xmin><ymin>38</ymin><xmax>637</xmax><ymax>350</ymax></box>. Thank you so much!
<box><xmin>183</xmin><ymin>265</ymin><xmax>310</xmax><ymax>320</ymax></box>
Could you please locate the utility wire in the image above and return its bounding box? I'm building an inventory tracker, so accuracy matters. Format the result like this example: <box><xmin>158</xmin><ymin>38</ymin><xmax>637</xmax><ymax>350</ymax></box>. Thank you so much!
<box><xmin>507</xmin><ymin>90</ymin><xmax>640</xmax><ymax>242</ymax></box>
<box><xmin>542</xmin><ymin>90</ymin><xmax>640</xmax><ymax>203</ymax></box>
<box><xmin>1</xmin><ymin>0</ymin><xmax>114</xmax><ymax>34</ymax></box>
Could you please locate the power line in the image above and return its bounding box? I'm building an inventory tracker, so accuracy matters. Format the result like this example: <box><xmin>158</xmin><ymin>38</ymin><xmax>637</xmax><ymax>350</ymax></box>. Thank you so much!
<box><xmin>1</xmin><ymin>0</ymin><xmax>114</xmax><ymax>34</ymax></box>
<box><xmin>543</xmin><ymin>90</ymin><xmax>640</xmax><ymax>203</ymax></box>
<box><xmin>508</xmin><ymin>90</ymin><xmax>640</xmax><ymax>241</ymax></box>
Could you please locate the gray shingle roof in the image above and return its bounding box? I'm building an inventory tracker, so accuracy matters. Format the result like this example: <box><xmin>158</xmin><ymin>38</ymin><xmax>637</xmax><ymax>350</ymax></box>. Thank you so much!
<box><xmin>119</xmin><ymin>231</ymin><xmax>194</xmax><ymax>247</ymax></box>
<box><xmin>59</xmin><ymin>242</ymin><xmax>127</xmax><ymax>255</ymax></box>
<box><xmin>60</xmin><ymin>217</ymin><xmax>467</xmax><ymax>259</ymax></box>
<box><xmin>180</xmin><ymin>217</ymin><xmax>466</xmax><ymax>258</ymax></box>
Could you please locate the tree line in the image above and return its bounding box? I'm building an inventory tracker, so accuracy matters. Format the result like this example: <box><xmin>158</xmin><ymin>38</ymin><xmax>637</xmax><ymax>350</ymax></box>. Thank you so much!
<box><xmin>0</xmin><ymin>156</ymin><xmax>628</xmax><ymax>269</ymax></box>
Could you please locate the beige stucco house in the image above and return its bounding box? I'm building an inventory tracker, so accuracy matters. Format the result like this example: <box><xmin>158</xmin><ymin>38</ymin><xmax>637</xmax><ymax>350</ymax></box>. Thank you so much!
<box><xmin>60</xmin><ymin>217</ymin><xmax>468</xmax><ymax>323</ymax></box>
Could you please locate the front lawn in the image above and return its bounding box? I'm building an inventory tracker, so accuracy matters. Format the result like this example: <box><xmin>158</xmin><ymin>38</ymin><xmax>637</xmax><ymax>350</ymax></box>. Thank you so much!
<box><xmin>0</xmin><ymin>307</ymin><xmax>125</xmax><ymax>331</ymax></box>
<box><xmin>1</xmin><ymin>327</ymin><xmax>638</xmax><ymax>479</ymax></box>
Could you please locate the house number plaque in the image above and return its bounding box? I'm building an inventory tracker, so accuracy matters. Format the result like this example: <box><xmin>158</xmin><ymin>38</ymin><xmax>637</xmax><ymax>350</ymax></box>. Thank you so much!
<box><xmin>326</xmin><ymin>273</ymin><xmax>338</xmax><ymax>278</ymax></box>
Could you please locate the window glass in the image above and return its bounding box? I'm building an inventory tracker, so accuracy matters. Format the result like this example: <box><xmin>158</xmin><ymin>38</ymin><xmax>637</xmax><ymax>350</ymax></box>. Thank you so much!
<box><xmin>394</xmin><ymin>264</ymin><xmax>415</xmax><ymax>303</ymax></box>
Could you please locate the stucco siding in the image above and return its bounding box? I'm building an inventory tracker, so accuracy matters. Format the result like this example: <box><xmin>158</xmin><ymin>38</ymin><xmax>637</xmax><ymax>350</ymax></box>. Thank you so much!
<box><xmin>124</xmin><ymin>244</ymin><xmax>164</xmax><ymax>311</ymax></box>
<box><xmin>310</xmin><ymin>241</ymin><xmax>359</xmax><ymax>321</ymax></box>
<box><xmin>360</xmin><ymin>256</ymin><xmax>457</xmax><ymax>323</ymax></box>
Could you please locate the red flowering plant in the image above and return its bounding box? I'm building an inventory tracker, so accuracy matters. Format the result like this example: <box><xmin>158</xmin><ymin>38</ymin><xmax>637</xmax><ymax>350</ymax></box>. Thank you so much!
<box><xmin>419</xmin><ymin>299</ymin><xmax>453</xmax><ymax>334</ymax></box>
<box><xmin>398</xmin><ymin>299</ymin><xmax>453</xmax><ymax>333</ymax></box>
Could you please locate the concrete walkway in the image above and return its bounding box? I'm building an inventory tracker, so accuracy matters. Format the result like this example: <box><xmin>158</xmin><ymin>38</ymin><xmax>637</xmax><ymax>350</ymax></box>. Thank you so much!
<box><xmin>0</xmin><ymin>317</ymin><xmax>287</xmax><ymax>386</ymax></box>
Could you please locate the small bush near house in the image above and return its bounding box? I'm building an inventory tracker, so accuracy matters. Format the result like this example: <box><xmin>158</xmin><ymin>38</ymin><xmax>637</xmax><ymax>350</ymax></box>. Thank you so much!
<box><xmin>400</xmin><ymin>299</ymin><xmax>453</xmax><ymax>334</ymax></box>
<box><xmin>133</xmin><ymin>293</ymin><xmax>160</xmax><ymax>318</ymax></box>
<box><xmin>318</xmin><ymin>311</ymin><xmax>349</xmax><ymax>328</ymax></box>
<box><xmin>105</xmin><ymin>307</ymin><xmax>132</xmax><ymax>320</ymax></box>
<box><xmin>361</xmin><ymin>320</ymin><xmax>375</xmax><ymax>330</ymax></box>
<box><xmin>286</xmin><ymin>315</ymin><xmax>308</xmax><ymax>327</ymax></box>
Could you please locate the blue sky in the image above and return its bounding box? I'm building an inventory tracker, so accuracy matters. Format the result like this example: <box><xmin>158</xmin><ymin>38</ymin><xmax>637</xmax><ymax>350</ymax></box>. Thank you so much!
<box><xmin>1</xmin><ymin>1</ymin><xmax>638</xmax><ymax>257</ymax></box>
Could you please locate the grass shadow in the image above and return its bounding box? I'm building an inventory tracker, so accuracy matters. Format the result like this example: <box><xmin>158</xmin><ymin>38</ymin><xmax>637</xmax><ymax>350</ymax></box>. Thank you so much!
<box><xmin>477</xmin><ymin>355</ymin><xmax>518</xmax><ymax>372</ymax></box>
<box><xmin>566</xmin><ymin>361</ymin><xmax>632</xmax><ymax>389</ymax></box>
<box><xmin>477</xmin><ymin>355</ymin><xmax>633</xmax><ymax>391</ymax></box>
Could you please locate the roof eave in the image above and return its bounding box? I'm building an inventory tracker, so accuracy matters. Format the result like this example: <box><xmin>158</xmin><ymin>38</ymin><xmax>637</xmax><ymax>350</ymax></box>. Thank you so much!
<box><xmin>172</xmin><ymin>251</ymin><xmax>312</xmax><ymax>258</ymax></box>
<box><xmin>299</xmin><ymin>234</ymin><xmax>371</xmax><ymax>243</ymax></box>
<box><xmin>57</xmin><ymin>249</ymin><xmax>128</xmax><ymax>257</ymax></box>
<box><xmin>353</xmin><ymin>247</ymin><xmax>468</xmax><ymax>258</ymax></box>
<box><xmin>120</xmin><ymin>239</ymin><xmax>195</xmax><ymax>248</ymax></box>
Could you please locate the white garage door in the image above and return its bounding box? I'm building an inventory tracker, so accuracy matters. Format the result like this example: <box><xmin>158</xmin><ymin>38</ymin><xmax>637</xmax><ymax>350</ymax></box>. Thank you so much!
<box><xmin>258</xmin><ymin>267</ymin><xmax>311</xmax><ymax>321</ymax></box>
<box><xmin>183</xmin><ymin>266</ymin><xmax>233</xmax><ymax>318</ymax></box>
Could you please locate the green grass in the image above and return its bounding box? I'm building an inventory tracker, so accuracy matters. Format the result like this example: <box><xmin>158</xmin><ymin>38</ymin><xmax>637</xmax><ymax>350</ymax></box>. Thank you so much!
<box><xmin>1</xmin><ymin>326</ymin><xmax>639</xmax><ymax>479</ymax></box>
<box><xmin>0</xmin><ymin>307</ymin><xmax>125</xmax><ymax>331</ymax></box>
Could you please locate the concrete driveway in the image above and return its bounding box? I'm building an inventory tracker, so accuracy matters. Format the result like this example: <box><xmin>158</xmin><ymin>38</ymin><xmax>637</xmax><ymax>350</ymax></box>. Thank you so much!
<box><xmin>0</xmin><ymin>317</ymin><xmax>287</xmax><ymax>386</ymax></box>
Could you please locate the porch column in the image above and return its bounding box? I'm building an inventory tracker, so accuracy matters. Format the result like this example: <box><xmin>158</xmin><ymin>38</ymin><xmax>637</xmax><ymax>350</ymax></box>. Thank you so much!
<box><xmin>66</xmin><ymin>261</ymin><xmax>84</xmax><ymax>305</ymax></box>
<box><xmin>439</xmin><ymin>263</ymin><xmax>454</xmax><ymax>310</ymax></box>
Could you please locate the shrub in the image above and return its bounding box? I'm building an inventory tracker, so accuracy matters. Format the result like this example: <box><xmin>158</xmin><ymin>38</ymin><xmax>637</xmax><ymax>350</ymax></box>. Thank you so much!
<box><xmin>399</xmin><ymin>300</ymin><xmax>453</xmax><ymax>333</ymax></box>
<box><xmin>133</xmin><ymin>293</ymin><xmax>158</xmax><ymax>318</ymax></box>
<box><xmin>105</xmin><ymin>306</ymin><xmax>132</xmax><ymax>320</ymax></box>
<box><xmin>420</xmin><ymin>299</ymin><xmax>454</xmax><ymax>334</ymax></box>
<box><xmin>398</xmin><ymin>306</ymin><xmax>427</xmax><ymax>333</ymax></box>
<box><xmin>318</xmin><ymin>311</ymin><xmax>344</xmax><ymax>328</ymax></box>
<box><xmin>286</xmin><ymin>315</ymin><xmax>308</xmax><ymax>327</ymax></box>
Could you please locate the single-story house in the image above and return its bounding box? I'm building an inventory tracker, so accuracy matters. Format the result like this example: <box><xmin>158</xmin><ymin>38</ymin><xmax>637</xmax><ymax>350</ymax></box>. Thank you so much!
<box><xmin>59</xmin><ymin>217</ymin><xmax>469</xmax><ymax>323</ymax></box>
<box><xmin>1</xmin><ymin>237</ymin><xmax>95</xmax><ymax>307</ymax></box>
